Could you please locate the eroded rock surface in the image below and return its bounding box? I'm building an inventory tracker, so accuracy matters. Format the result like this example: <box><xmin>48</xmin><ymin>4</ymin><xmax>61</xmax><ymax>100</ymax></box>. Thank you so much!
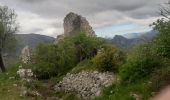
<box><xmin>64</xmin><ymin>12</ymin><xmax>95</xmax><ymax>36</ymax></box>
<box><xmin>55</xmin><ymin>12</ymin><xmax>96</xmax><ymax>42</ymax></box>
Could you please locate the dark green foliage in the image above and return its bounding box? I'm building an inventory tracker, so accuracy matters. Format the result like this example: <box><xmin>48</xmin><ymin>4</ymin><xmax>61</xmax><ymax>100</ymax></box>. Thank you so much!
<box><xmin>146</xmin><ymin>3</ymin><xmax>170</xmax><ymax>92</ymax></box>
<box><xmin>70</xmin><ymin>59</ymin><xmax>94</xmax><ymax>73</ymax></box>
<box><xmin>95</xmin><ymin>82</ymin><xmax>151</xmax><ymax>100</ymax></box>
<box><xmin>93</xmin><ymin>44</ymin><xmax>125</xmax><ymax>72</ymax></box>
<box><xmin>150</xmin><ymin>59</ymin><xmax>170</xmax><ymax>92</ymax></box>
<box><xmin>32</xmin><ymin>43</ymin><xmax>76</xmax><ymax>79</ymax></box>
<box><xmin>120</xmin><ymin>44</ymin><xmax>161</xmax><ymax>83</ymax></box>
<box><xmin>150</xmin><ymin>67</ymin><xmax>170</xmax><ymax>92</ymax></box>
<box><xmin>72</xmin><ymin>32</ymin><xmax>103</xmax><ymax>62</ymax></box>
<box><xmin>152</xmin><ymin>19</ymin><xmax>170</xmax><ymax>58</ymax></box>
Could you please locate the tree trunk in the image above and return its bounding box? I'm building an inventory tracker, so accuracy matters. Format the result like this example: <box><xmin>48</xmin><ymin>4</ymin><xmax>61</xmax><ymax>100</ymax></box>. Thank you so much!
<box><xmin>0</xmin><ymin>52</ymin><xmax>5</xmax><ymax>72</ymax></box>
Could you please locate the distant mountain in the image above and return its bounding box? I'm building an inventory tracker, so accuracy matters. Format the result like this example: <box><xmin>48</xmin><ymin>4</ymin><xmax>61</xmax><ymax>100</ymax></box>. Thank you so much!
<box><xmin>123</xmin><ymin>30</ymin><xmax>158</xmax><ymax>39</ymax></box>
<box><xmin>108</xmin><ymin>35</ymin><xmax>144</xmax><ymax>49</ymax></box>
<box><xmin>108</xmin><ymin>30</ymin><xmax>158</xmax><ymax>49</ymax></box>
<box><xmin>15</xmin><ymin>33</ymin><xmax>55</xmax><ymax>54</ymax></box>
<box><xmin>140</xmin><ymin>30</ymin><xmax>159</xmax><ymax>40</ymax></box>
<box><xmin>4</xmin><ymin>33</ymin><xmax>55</xmax><ymax>65</ymax></box>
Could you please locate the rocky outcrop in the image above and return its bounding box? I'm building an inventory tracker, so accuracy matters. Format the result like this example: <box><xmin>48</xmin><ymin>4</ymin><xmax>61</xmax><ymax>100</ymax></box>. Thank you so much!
<box><xmin>21</xmin><ymin>46</ymin><xmax>31</xmax><ymax>64</ymax></box>
<box><xmin>54</xmin><ymin>71</ymin><xmax>115</xmax><ymax>99</ymax></box>
<box><xmin>54</xmin><ymin>34</ymin><xmax>65</xmax><ymax>44</ymax></box>
<box><xmin>63</xmin><ymin>12</ymin><xmax>95</xmax><ymax>37</ymax></box>
<box><xmin>55</xmin><ymin>12</ymin><xmax>96</xmax><ymax>42</ymax></box>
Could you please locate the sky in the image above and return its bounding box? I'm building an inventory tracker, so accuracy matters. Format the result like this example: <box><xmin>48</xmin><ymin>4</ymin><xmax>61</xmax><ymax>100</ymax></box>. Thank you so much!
<box><xmin>0</xmin><ymin>0</ymin><xmax>167</xmax><ymax>38</ymax></box>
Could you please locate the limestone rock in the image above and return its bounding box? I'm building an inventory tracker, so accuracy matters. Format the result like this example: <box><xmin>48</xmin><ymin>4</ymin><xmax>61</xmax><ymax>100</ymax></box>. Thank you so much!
<box><xmin>55</xmin><ymin>12</ymin><xmax>96</xmax><ymax>42</ymax></box>
<box><xmin>54</xmin><ymin>71</ymin><xmax>115</xmax><ymax>99</ymax></box>
<box><xmin>63</xmin><ymin>12</ymin><xmax>95</xmax><ymax>37</ymax></box>
<box><xmin>21</xmin><ymin>46</ymin><xmax>31</xmax><ymax>64</ymax></box>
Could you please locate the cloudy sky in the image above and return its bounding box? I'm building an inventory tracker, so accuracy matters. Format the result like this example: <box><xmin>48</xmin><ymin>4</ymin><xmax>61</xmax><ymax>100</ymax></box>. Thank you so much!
<box><xmin>0</xmin><ymin>0</ymin><xmax>167</xmax><ymax>37</ymax></box>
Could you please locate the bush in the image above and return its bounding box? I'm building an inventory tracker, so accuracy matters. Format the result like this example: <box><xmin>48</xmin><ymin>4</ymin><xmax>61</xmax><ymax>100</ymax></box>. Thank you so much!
<box><xmin>32</xmin><ymin>43</ymin><xmax>76</xmax><ymax>79</ymax></box>
<box><xmin>93</xmin><ymin>44</ymin><xmax>125</xmax><ymax>72</ymax></box>
<box><xmin>120</xmin><ymin>43</ymin><xmax>161</xmax><ymax>83</ymax></box>
<box><xmin>71</xmin><ymin>32</ymin><xmax>104</xmax><ymax>62</ymax></box>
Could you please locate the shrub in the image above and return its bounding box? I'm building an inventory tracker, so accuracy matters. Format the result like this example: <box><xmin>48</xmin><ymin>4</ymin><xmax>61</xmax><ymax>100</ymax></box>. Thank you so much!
<box><xmin>32</xmin><ymin>43</ymin><xmax>76</xmax><ymax>79</ymax></box>
<box><xmin>93</xmin><ymin>44</ymin><xmax>125</xmax><ymax>72</ymax></box>
<box><xmin>120</xmin><ymin>43</ymin><xmax>161</xmax><ymax>83</ymax></box>
<box><xmin>71</xmin><ymin>32</ymin><xmax>104</xmax><ymax>62</ymax></box>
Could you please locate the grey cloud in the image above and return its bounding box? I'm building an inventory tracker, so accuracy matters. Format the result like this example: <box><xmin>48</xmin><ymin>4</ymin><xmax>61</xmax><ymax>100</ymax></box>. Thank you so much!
<box><xmin>0</xmin><ymin>0</ymin><xmax>168</xmax><ymax>37</ymax></box>
<box><xmin>1</xmin><ymin>0</ymin><xmax>164</xmax><ymax>18</ymax></box>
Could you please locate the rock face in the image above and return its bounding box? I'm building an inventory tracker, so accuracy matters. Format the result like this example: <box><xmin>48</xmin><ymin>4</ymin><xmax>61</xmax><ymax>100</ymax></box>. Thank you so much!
<box><xmin>63</xmin><ymin>12</ymin><xmax>95</xmax><ymax>36</ymax></box>
<box><xmin>55</xmin><ymin>71</ymin><xmax>115</xmax><ymax>99</ymax></box>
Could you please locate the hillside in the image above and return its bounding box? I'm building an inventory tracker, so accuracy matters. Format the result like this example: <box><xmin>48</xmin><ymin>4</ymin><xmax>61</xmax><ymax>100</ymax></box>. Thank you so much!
<box><xmin>15</xmin><ymin>33</ymin><xmax>55</xmax><ymax>49</ymax></box>
<box><xmin>108</xmin><ymin>35</ymin><xmax>144</xmax><ymax>49</ymax></box>
<box><xmin>0</xmin><ymin>6</ymin><xmax>169</xmax><ymax>100</ymax></box>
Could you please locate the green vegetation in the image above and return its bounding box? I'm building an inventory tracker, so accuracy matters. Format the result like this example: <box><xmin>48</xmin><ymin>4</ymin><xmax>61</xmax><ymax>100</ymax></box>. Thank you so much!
<box><xmin>95</xmin><ymin>3</ymin><xmax>170</xmax><ymax>100</ymax></box>
<box><xmin>150</xmin><ymin>64</ymin><xmax>170</xmax><ymax>92</ymax></box>
<box><xmin>93</xmin><ymin>44</ymin><xmax>125</xmax><ymax>72</ymax></box>
<box><xmin>71</xmin><ymin>32</ymin><xmax>103</xmax><ymax>62</ymax></box>
<box><xmin>152</xmin><ymin>18</ymin><xmax>170</xmax><ymax>58</ymax></box>
<box><xmin>120</xmin><ymin>43</ymin><xmax>161</xmax><ymax>83</ymax></box>
<box><xmin>94</xmin><ymin>81</ymin><xmax>152</xmax><ymax>100</ymax></box>
<box><xmin>3</xmin><ymin>2</ymin><xmax>170</xmax><ymax>100</ymax></box>
<box><xmin>31</xmin><ymin>32</ymin><xmax>104</xmax><ymax>79</ymax></box>
<box><xmin>0</xmin><ymin>63</ymin><xmax>25</xmax><ymax>100</ymax></box>
<box><xmin>32</xmin><ymin>43</ymin><xmax>76</xmax><ymax>79</ymax></box>
<box><xmin>0</xmin><ymin>6</ymin><xmax>18</xmax><ymax>72</ymax></box>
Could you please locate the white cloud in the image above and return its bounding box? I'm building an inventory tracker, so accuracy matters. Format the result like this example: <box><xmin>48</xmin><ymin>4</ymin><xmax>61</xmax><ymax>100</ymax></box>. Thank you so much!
<box><xmin>17</xmin><ymin>11</ymin><xmax>63</xmax><ymax>37</ymax></box>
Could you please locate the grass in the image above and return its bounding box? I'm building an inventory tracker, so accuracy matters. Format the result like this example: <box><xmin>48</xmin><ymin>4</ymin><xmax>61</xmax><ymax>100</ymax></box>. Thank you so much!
<box><xmin>0</xmin><ymin>61</ymin><xmax>156</xmax><ymax>100</ymax></box>
<box><xmin>94</xmin><ymin>80</ymin><xmax>152</xmax><ymax>100</ymax></box>
<box><xmin>0</xmin><ymin>62</ymin><xmax>81</xmax><ymax>100</ymax></box>
<box><xmin>70</xmin><ymin>59</ymin><xmax>95</xmax><ymax>73</ymax></box>
<box><xmin>0</xmin><ymin>62</ymin><xmax>155</xmax><ymax>100</ymax></box>
<box><xmin>0</xmin><ymin>63</ymin><xmax>26</xmax><ymax>100</ymax></box>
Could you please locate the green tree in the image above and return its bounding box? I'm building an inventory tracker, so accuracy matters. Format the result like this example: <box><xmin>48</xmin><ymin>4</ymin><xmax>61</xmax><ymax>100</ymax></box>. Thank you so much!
<box><xmin>72</xmin><ymin>33</ymin><xmax>103</xmax><ymax>62</ymax></box>
<box><xmin>0</xmin><ymin>6</ymin><xmax>18</xmax><ymax>72</ymax></box>
<box><xmin>152</xmin><ymin>2</ymin><xmax>170</xmax><ymax>58</ymax></box>
<box><xmin>33</xmin><ymin>43</ymin><xmax>76</xmax><ymax>79</ymax></box>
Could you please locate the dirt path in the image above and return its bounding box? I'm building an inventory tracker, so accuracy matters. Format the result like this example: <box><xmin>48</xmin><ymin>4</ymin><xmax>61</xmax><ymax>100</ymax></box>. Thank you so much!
<box><xmin>152</xmin><ymin>86</ymin><xmax>170</xmax><ymax>100</ymax></box>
